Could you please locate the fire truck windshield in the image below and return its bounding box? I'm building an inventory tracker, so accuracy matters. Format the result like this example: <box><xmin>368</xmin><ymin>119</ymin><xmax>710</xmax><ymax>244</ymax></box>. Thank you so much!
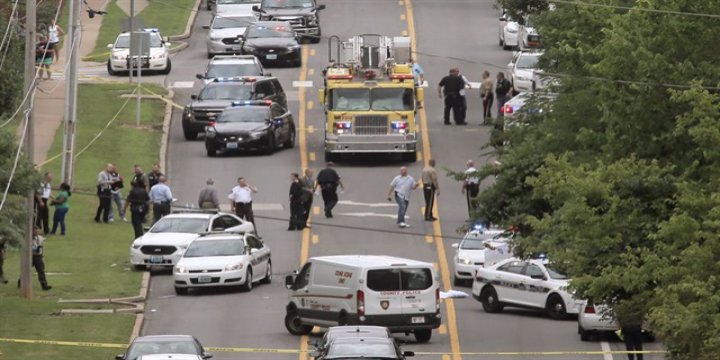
<box><xmin>330</xmin><ymin>88</ymin><xmax>414</xmax><ymax>111</ymax></box>
<box><xmin>330</xmin><ymin>89</ymin><xmax>370</xmax><ymax>111</ymax></box>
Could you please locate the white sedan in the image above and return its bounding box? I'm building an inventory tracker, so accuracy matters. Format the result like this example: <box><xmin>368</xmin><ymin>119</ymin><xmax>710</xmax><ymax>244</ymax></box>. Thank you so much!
<box><xmin>173</xmin><ymin>232</ymin><xmax>271</xmax><ymax>295</ymax></box>
<box><xmin>498</xmin><ymin>10</ymin><xmax>519</xmax><ymax>50</ymax></box>
<box><xmin>451</xmin><ymin>228</ymin><xmax>511</xmax><ymax>286</ymax></box>
<box><xmin>518</xmin><ymin>16</ymin><xmax>542</xmax><ymax>51</ymax></box>
<box><xmin>129</xmin><ymin>211</ymin><xmax>254</xmax><ymax>270</ymax></box>
<box><xmin>507</xmin><ymin>50</ymin><xmax>542</xmax><ymax>92</ymax></box>
<box><xmin>471</xmin><ymin>257</ymin><xmax>584</xmax><ymax>319</ymax></box>
<box><xmin>107</xmin><ymin>29</ymin><xmax>171</xmax><ymax>75</ymax></box>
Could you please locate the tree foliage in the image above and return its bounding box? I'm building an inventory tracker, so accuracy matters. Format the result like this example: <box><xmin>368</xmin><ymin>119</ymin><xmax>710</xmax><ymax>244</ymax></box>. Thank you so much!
<box><xmin>472</xmin><ymin>1</ymin><xmax>720</xmax><ymax>358</ymax></box>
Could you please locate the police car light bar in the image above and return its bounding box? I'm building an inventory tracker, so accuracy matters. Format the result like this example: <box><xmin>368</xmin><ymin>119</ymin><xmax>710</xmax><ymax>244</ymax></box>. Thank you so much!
<box><xmin>213</xmin><ymin>76</ymin><xmax>257</xmax><ymax>83</ymax></box>
<box><xmin>231</xmin><ymin>100</ymin><xmax>272</xmax><ymax>107</ymax></box>
<box><xmin>143</xmin><ymin>28</ymin><xmax>160</xmax><ymax>33</ymax></box>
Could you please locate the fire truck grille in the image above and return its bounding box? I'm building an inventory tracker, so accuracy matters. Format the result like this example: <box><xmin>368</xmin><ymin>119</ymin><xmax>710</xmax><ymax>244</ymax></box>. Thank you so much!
<box><xmin>354</xmin><ymin>115</ymin><xmax>388</xmax><ymax>135</ymax></box>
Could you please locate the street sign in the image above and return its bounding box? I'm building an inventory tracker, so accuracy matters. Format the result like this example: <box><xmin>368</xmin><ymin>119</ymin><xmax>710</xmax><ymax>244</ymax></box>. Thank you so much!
<box><xmin>120</xmin><ymin>18</ymin><xmax>145</xmax><ymax>32</ymax></box>
<box><xmin>130</xmin><ymin>32</ymin><xmax>150</xmax><ymax>57</ymax></box>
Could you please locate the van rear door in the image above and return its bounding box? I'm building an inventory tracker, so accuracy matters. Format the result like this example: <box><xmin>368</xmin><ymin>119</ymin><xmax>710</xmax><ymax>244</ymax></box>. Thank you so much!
<box><xmin>365</xmin><ymin>267</ymin><xmax>436</xmax><ymax>319</ymax></box>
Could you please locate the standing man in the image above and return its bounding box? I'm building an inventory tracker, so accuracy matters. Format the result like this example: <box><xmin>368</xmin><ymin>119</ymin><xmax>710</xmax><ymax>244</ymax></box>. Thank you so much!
<box><xmin>147</xmin><ymin>163</ymin><xmax>163</xmax><ymax>190</ymax></box>
<box><xmin>229</xmin><ymin>177</ymin><xmax>260</xmax><ymax>237</ymax></box>
<box><xmin>480</xmin><ymin>70</ymin><xmax>494</xmax><ymax>124</ymax></box>
<box><xmin>387</xmin><ymin>166</ymin><xmax>419</xmax><ymax>228</ymax></box>
<box><xmin>300</xmin><ymin>169</ymin><xmax>315</xmax><ymax>229</ymax></box>
<box><xmin>461</xmin><ymin>160</ymin><xmax>480</xmax><ymax>217</ymax></box>
<box><xmin>421</xmin><ymin>159</ymin><xmax>440</xmax><ymax>221</ymax></box>
<box><xmin>29</xmin><ymin>228</ymin><xmax>51</xmax><ymax>290</ymax></box>
<box><xmin>438</xmin><ymin>68</ymin><xmax>467</xmax><ymax>125</ymax></box>
<box><xmin>35</xmin><ymin>172</ymin><xmax>53</xmax><ymax>234</ymax></box>
<box><xmin>288</xmin><ymin>173</ymin><xmax>305</xmax><ymax>231</ymax></box>
<box><xmin>124</xmin><ymin>181</ymin><xmax>150</xmax><ymax>239</ymax></box>
<box><xmin>197</xmin><ymin>178</ymin><xmax>220</xmax><ymax>209</ymax></box>
<box><xmin>616</xmin><ymin>301</ymin><xmax>646</xmax><ymax>360</ymax></box>
<box><xmin>131</xmin><ymin>165</ymin><xmax>148</xmax><ymax>191</ymax></box>
<box><xmin>149</xmin><ymin>176</ymin><xmax>173</xmax><ymax>223</ymax></box>
<box><xmin>316</xmin><ymin>162</ymin><xmax>343</xmax><ymax>218</ymax></box>
<box><xmin>94</xmin><ymin>164</ymin><xmax>114</xmax><ymax>223</ymax></box>
<box><xmin>495</xmin><ymin>72</ymin><xmax>513</xmax><ymax>116</ymax></box>
<box><xmin>108</xmin><ymin>164</ymin><xmax>126</xmax><ymax>222</ymax></box>
<box><xmin>457</xmin><ymin>68</ymin><xmax>471</xmax><ymax>123</ymax></box>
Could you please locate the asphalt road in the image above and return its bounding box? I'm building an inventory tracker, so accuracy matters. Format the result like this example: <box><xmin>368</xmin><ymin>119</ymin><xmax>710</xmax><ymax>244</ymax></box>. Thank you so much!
<box><xmin>140</xmin><ymin>1</ymin><xmax>665</xmax><ymax>359</ymax></box>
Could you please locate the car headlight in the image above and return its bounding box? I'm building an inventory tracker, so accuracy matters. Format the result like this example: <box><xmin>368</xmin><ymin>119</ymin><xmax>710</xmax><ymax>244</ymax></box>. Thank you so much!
<box><xmin>131</xmin><ymin>242</ymin><xmax>141</xmax><ymax>250</ymax></box>
<box><xmin>210</xmin><ymin>35</ymin><xmax>222</xmax><ymax>41</ymax></box>
<box><xmin>458</xmin><ymin>257</ymin><xmax>472</xmax><ymax>265</ymax></box>
<box><xmin>152</xmin><ymin>53</ymin><xmax>166</xmax><ymax>60</ymax></box>
<box><xmin>112</xmin><ymin>55</ymin><xmax>124</xmax><ymax>60</ymax></box>
<box><xmin>175</xmin><ymin>266</ymin><xmax>188</xmax><ymax>274</ymax></box>
<box><xmin>288</xmin><ymin>44</ymin><xmax>301</xmax><ymax>50</ymax></box>
<box><xmin>225</xmin><ymin>263</ymin><xmax>244</xmax><ymax>271</ymax></box>
<box><xmin>307</xmin><ymin>16</ymin><xmax>318</xmax><ymax>26</ymax></box>
<box><xmin>516</xmin><ymin>75</ymin><xmax>530</xmax><ymax>81</ymax></box>
<box><xmin>249</xmin><ymin>130</ymin><xmax>266</xmax><ymax>139</ymax></box>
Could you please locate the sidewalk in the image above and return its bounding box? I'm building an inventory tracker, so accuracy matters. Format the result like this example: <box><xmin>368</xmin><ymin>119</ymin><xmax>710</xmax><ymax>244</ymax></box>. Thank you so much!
<box><xmin>32</xmin><ymin>0</ymin><xmax>106</xmax><ymax>165</ymax></box>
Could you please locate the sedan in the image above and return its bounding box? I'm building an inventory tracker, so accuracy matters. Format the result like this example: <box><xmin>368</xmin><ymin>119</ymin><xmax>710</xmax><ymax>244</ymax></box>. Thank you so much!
<box><xmin>498</xmin><ymin>10</ymin><xmax>519</xmax><ymax>50</ymax></box>
<box><xmin>115</xmin><ymin>335</ymin><xmax>212</xmax><ymax>360</ymax></box>
<box><xmin>452</xmin><ymin>227</ymin><xmax>511</xmax><ymax>286</ymax></box>
<box><xmin>241</xmin><ymin>21</ymin><xmax>302</xmax><ymax>67</ymax></box>
<box><xmin>107</xmin><ymin>29</ymin><xmax>171</xmax><ymax>75</ymax></box>
<box><xmin>205</xmin><ymin>12</ymin><xmax>257</xmax><ymax>58</ymax></box>
<box><xmin>507</xmin><ymin>50</ymin><xmax>542</xmax><ymax>92</ymax></box>
<box><xmin>173</xmin><ymin>232</ymin><xmax>271</xmax><ymax>294</ymax></box>
<box><xmin>315</xmin><ymin>337</ymin><xmax>413</xmax><ymax>360</ymax></box>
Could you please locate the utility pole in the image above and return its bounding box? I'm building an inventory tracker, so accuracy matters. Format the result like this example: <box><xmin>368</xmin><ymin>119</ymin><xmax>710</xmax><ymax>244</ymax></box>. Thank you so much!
<box><xmin>128</xmin><ymin>0</ymin><xmax>134</xmax><ymax>83</ymax></box>
<box><xmin>20</xmin><ymin>0</ymin><xmax>37</xmax><ymax>299</ymax></box>
<box><xmin>61</xmin><ymin>0</ymin><xmax>80</xmax><ymax>185</ymax></box>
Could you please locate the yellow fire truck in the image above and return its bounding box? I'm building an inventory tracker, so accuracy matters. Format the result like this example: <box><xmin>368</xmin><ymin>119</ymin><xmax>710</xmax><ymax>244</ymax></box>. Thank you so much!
<box><xmin>319</xmin><ymin>34</ymin><xmax>424</xmax><ymax>162</ymax></box>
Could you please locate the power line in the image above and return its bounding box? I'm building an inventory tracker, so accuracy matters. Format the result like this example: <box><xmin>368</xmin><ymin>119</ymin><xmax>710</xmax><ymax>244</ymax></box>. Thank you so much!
<box><xmin>0</xmin><ymin>89</ymin><xmax>35</xmax><ymax>213</ymax></box>
<box><xmin>0</xmin><ymin>0</ymin><xmax>21</xmax><ymax>72</ymax></box>
<box><xmin>546</xmin><ymin>0</ymin><xmax>720</xmax><ymax>19</ymax></box>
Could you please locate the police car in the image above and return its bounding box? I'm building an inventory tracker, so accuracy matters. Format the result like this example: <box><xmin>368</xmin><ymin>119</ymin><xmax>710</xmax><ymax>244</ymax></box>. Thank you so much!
<box><xmin>196</xmin><ymin>55</ymin><xmax>266</xmax><ymax>84</ymax></box>
<box><xmin>471</xmin><ymin>257</ymin><xmax>584</xmax><ymax>319</ymax></box>
<box><xmin>498</xmin><ymin>10</ymin><xmax>519</xmax><ymax>50</ymax></box>
<box><xmin>173</xmin><ymin>232</ymin><xmax>271</xmax><ymax>295</ymax></box>
<box><xmin>451</xmin><ymin>225</ymin><xmax>511</xmax><ymax>286</ymax></box>
<box><xmin>518</xmin><ymin>16</ymin><xmax>541</xmax><ymax>51</ymax></box>
<box><xmin>129</xmin><ymin>210</ymin><xmax>254</xmax><ymax>270</ymax></box>
<box><xmin>107</xmin><ymin>28</ymin><xmax>171</xmax><ymax>75</ymax></box>
<box><xmin>507</xmin><ymin>50</ymin><xmax>542</xmax><ymax>92</ymax></box>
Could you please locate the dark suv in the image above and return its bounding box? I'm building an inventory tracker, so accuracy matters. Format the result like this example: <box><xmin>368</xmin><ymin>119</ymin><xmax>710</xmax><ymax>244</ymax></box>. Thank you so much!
<box><xmin>252</xmin><ymin>0</ymin><xmax>325</xmax><ymax>43</ymax></box>
<box><xmin>182</xmin><ymin>77</ymin><xmax>287</xmax><ymax>140</ymax></box>
<box><xmin>204</xmin><ymin>100</ymin><xmax>296</xmax><ymax>156</ymax></box>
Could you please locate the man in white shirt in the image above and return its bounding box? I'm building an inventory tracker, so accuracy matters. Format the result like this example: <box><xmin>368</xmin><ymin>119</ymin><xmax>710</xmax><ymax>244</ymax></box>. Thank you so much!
<box><xmin>35</xmin><ymin>172</ymin><xmax>53</xmax><ymax>234</ymax></box>
<box><xmin>149</xmin><ymin>176</ymin><xmax>173</xmax><ymax>223</ymax></box>
<box><xmin>387</xmin><ymin>167</ymin><xmax>419</xmax><ymax>228</ymax></box>
<box><xmin>461</xmin><ymin>160</ymin><xmax>480</xmax><ymax>217</ymax></box>
<box><xmin>229</xmin><ymin>177</ymin><xmax>260</xmax><ymax>238</ymax></box>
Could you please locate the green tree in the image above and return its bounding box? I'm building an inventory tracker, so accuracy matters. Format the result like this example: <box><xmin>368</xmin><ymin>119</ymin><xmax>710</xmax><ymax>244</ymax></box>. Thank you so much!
<box><xmin>0</xmin><ymin>131</ymin><xmax>40</xmax><ymax>248</ymax></box>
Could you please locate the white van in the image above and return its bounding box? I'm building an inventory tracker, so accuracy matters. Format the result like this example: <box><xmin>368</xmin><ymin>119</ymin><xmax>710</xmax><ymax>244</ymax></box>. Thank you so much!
<box><xmin>284</xmin><ymin>255</ymin><xmax>441</xmax><ymax>343</ymax></box>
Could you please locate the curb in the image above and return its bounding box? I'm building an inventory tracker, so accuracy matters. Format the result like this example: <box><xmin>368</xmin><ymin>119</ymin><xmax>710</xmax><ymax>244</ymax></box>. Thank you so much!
<box><xmin>169</xmin><ymin>42</ymin><xmax>190</xmax><ymax>55</ymax></box>
<box><xmin>128</xmin><ymin>91</ymin><xmax>173</xmax><ymax>343</ymax></box>
<box><xmin>168</xmin><ymin>0</ymin><xmax>203</xmax><ymax>41</ymax></box>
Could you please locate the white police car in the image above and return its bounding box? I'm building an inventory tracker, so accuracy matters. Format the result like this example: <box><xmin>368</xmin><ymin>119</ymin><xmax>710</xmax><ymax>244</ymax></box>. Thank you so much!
<box><xmin>498</xmin><ymin>10</ymin><xmax>519</xmax><ymax>50</ymax></box>
<box><xmin>107</xmin><ymin>28</ymin><xmax>171</xmax><ymax>75</ymax></box>
<box><xmin>451</xmin><ymin>226</ymin><xmax>511</xmax><ymax>286</ymax></box>
<box><xmin>129</xmin><ymin>210</ymin><xmax>254</xmax><ymax>270</ymax></box>
<box><xmin>471</xmin><ymin>257</ymin><xmax>584</xmax><ymax>319</ymax></box>
<box><xmin>173</xmin><ymin>232</ymin><xmax>271</xmax><ymax>295</ymax></box>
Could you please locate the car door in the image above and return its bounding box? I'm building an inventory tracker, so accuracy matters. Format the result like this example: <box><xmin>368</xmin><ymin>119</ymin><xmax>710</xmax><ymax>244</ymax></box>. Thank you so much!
<box><xmin>492</xmin><ymin>260</ymin><xmax>526</xmax><ymax>304</ymax></box>
<box><xmin>271</xmin><ymin>79</ymin><xmax>287</xmax><ymax>108</ymax></box>
<box><xmin>519</xmin><ymin>262</ymin><xmax>551</xmax><ymax>308</ymax></box>
<box><xmin>399</xmin><ymin>267</ymin><xmax>436</xmax><ymax>322</ymax></box>
<box><xmin>245</xmin><ymin>235</ymin><xmax>266</xmax><ymax>281</ymax></box>
<box><xmin>271</xmin><ymin>104</ymin><xmax>290</xmax><ymax>141</ymax></box>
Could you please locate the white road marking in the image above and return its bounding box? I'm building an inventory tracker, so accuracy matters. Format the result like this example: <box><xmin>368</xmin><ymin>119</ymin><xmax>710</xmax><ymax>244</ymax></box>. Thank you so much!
<box><xmin>338</xmin><ymin>212</ymin><xmax>406</xmax><ymax>219</ymax></box>
<box><xmin>170</xmin><ymin>81</ymin><xmax>195</xmax><ymax>88</ymax></box>
<box><xmin>218</xmin><ymin>203</ymin><xmax>284</xmax><ymax>212</ymax></box>
<box><xmin>338</xmin><ymin>200</ymin><xmax>397</xmax><ymax>208</ymax></box>
<box><xmin>293</xmin><ymin>80</ymin><xmax>314</xmax><ymax>88</ymax></box>
<box><xmin>600</xmin><ymin>341</ymin><xmax>613</xmax><ymax>360</ymax></box>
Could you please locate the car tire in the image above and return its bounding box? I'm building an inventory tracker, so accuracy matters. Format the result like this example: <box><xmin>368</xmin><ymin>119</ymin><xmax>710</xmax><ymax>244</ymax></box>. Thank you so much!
<box><xmin>206</xmin><ymin>145</ymin><xmax>217</xmax><ymax>157</ymax></box>
<box><xmin>183</xmin><ymin>127</ymin><xmax>198</xmax><ymax>141</ymax></box>
<box><xmin>499</xmin><ymin>37</ymin><xmax>504</xmax><ymax>47</ymax></box>
<box><xmin>260</xmin><ymin>261</ymin><xmax>272</xmax><ymax>284</ymax></box>
<box><xmin>414</xmin><ymin>329</ymin><xmax>432</xmax><ymax>343</ymax></box>
<box><xmin>241</xmin><ymin>268</ymin><xmax>253</xmax><ymax>292</ymax></box>
<box><xmin>174</xmin><ymin>286</ymin><xmax>188</xmax><ymax>295</ymax></box>
<box><xmin>546</xmin><ymin>294</ymin><xmax>568</xmax><ymax>320</ymax></box>
<box><xmin>285</xmin><ymin>309</ymin><xmax>313</xmax><ymax>335</ymax></box>
<box><xmin>107</xmin><ymin>60</ymin><xmax>118</xmax><ymax>76</ymax></box>
<box><xmin>480</xmin><ymin>286</ymin><xmax>504</xmax><ymax>313</ymax></box>
<box><xmin>264</xmin><ymin>135</ymin><xmax>276</xmax><ymax>155</ymax></box>
<box><xmin>132</xmin><ymin>264</ymin><xmax>147</xmax><ymax>271</ymax></box>
<box><xmin>284</xmin><ymin>128</ymin><xmax>296</xmax><ymax>148</ymax></box>
<box><xmin>338</xmin><ymin>311</ymin><xmax>349</xmax><ymax>326</ymax></box>
<box><xmin>161</xmin><ymin>59</ymin><xmax>172</xmax><ymax>75</ymax></box>
<box><xmin>579</xmin><ymin>324</ymin><xmax>591</xmax><ymax>341</ymax></box>
<box><xmin>293</xmin><ymin>56</ymin><xmax>302</xmax><ymax>67</ymax></box>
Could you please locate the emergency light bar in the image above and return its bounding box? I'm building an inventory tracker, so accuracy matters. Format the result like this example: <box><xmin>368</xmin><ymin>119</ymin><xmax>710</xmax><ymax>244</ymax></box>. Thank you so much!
<box><xmin>213</xmin><ymin>76</ymin><xmax>257</xmax><ymax>82</ymax></box>
<box><xmin>389</xmin><ymin>74</ymin><xmax>414</xmax><ymax>80</ymax></box>
<box><xmin>327</xmin><ymin>74</ymin><xmax>353</xmax><ymax>80</ymax></box>
<box><xmin>231</xmin><ymin>100</ymin><xmax>273</xmax><ymax>106</ymax></box>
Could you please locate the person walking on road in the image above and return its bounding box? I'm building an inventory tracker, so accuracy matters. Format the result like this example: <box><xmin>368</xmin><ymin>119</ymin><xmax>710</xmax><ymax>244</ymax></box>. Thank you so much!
<box><xmin>229</xmin><ymin>177</ymin><xmax>260</xmax><ymax>237</ymax></box>
<box><xmin>108</xmin><ymin>164</ymin><xmax>126</xmax><ymax>222</ymax></box>
<box><xmin>616</xmin><ymin>301</ymin><xmax>646</xmax><ymax>360</ymax></box>
<box><xmin>288</xmin><ymin>173</ymin><xmax>305</xmax><ymax>231</ymax></box>
<box><xmin>198</xmin><ymin>178</ymin><xmax>220</xmax><ymax>209</ymax></box>
<box><xmin>387</xmin><ymin>166</ymin><xmax>419</xmax><ymax>228</ymax></box>
<box><xmin>316</xmin><ymin>162</ymin><xmax>343</xmax><ymax>218</ymax></box>
<box><xmin>95</xmin><ymin>164</ymin><xmax>114</xmax><ymax>223</ymax></box>
<box><xmin>124</xmin><ymin>181</ymin><xmax>150</xmax><ymax>239</ymax></box>
<box><xmin>421</xmin><ymin>159</ymin><xmax>440</xmax><ymax>221</ymax></box>
<box><xmin>462</xmin><ymin>160</ymin><xmax>480</xmax><ymax>218</ymax></box>
<box><xmin>438</xmin><ymin>68</ymin><xmax>467</xmax><ymax>125</ymax></box>
<box><xmin>495</xmin><ymin>72</ymin><xmax>513</xmax><ymax>116</ymax></box>
<box><xmin>300</xmin><ymin>169</ymin><xmax>315</xmax><ymax>229</ymax></box>
<box><xmin>149</xmin><ymin>176</ymin><xmax>173</xmax><ymax>223</ymax></box>
<box><xmin>480</xmin><ymin>70</ymin><xmax>494</xmax><ymax>124</ymax></box>
<box><xmin>50</xmin><ymin>183</ymin><xmax>71</xmax><ymax>235</ymax></box>
<box><xmin>35</xmin><ymin>172</ymin><xmax>53</xmax><ymax>234</ymax></box>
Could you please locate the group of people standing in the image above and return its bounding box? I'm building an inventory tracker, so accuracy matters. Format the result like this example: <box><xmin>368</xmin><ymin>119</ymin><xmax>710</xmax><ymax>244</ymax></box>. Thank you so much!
<box><xmin>34</xmin><ymin>172</ymin><xmax>72</xmax><ymax>236</ymax></box>
<box><xmin>35</xmin><ymin>20</ymin><xmax>64</xmax><ymax>81</ymax></box>
<box><xmin>438</xmin><ymin>68</ymin><xmax>514</xmax><ymax>126</ymax></box>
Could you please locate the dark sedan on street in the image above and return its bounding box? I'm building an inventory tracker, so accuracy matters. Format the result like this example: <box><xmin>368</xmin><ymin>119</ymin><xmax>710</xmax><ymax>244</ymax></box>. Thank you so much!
<box><xmin>241</xmin><ymin>21</ymin><xmax>302</xmax><ymax>67</ymax></box>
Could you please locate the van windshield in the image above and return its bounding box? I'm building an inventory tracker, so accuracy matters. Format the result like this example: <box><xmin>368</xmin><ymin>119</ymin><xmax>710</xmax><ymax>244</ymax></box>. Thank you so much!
<box><xmin>366</xmin><ymin>268</ymin><xmax>433</xmax><ymax>291</ymax></box>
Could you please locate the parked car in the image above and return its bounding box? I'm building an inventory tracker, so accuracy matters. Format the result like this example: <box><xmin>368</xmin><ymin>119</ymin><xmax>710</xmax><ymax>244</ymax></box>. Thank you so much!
<box><xmin>252</xmin><ymin>0</ymin><xmax>325</xmax><ymax>43</ymax></box>
<box><xmin>314</xmin><ymin>337</ymin><xmax>413</xmax><ymax>360</ymax></box>
<box><xmin>115</xmin><ymin>335</ymin><xmax>212</xmax><ymax>360</ymax></box>
<box><xmin>507</xmin><ymin>50</ymin><xmax>542</xmax><ymax>92</ymax></box>
<box><xmin>107</xmin><ymin>28</ymin><xmax>171</xmax><ymax>75</ymax></box>
<box><xmin>498</xmin><ymin>10</ymin><xmax>519</xmax><ymax>50</ymax></box>
<box><xmin>205</xmin><ymin>12</ymin><xmax>258</xmax><ymax>57</ymax></box>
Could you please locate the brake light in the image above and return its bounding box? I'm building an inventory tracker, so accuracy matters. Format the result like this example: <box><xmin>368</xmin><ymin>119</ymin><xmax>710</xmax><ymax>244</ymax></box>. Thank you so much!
<box><xmin>357</xmin><ymin>290</ymin><xmax>365</xmax><ymax>317</ymax></box>
<box><xmin>435</xmin><ymin>288</ymin><xmax>440</xmax><ymax>312</ymax></box>
<box><xmin>502</xmin><ymin>104</ymin><xmax>513</xmax><ymax>114</ymax></box>
<box><xmin>584</xmin><ymin>305</ymin><xmax>596</xmax><ymax>314</ymax></box>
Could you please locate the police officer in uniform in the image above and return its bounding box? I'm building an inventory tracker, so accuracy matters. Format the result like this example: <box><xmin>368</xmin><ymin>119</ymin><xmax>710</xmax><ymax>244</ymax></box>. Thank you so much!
<box><xmin>316</xmin><ymin>162</ymin><xmax>343</xmax><ymax>218</ymax></box>
<box><xmin>438</xmin><ymin>68</ymin><xmax>467</xmax><ymax>125</ymax></box>
<box><xmin>124</xmin><ymin>181</ymin><xmax>150</xmax><ymax>239</ymax></box>
<box><xmin>20</xmin><ymin>228</ymin><xmax>51</xmax><ymax>290</ymax></box>
<box><xmin>421</xmin><ymin>159</ymin><xmax>440</xmax><ymax>221</ymax></box>
<box><xmin>300</xmin><ymin>169</ymin><xmax>315</xmax><ymax>229</ymax></box>
<box><xmin>288</xmin><ymin>173</ymin><xmax>305</xmax><ymax>231</ymax></box>
<box><xmin>149</xmin><ymin>176</ymin><xmax>173</xmax><ymax>223</ymax></box>
<box><xmin>462</xmin><ymin>160</ymin><xmax>480</xmax><ymax>217</ymax></box>
<box><xmin>229</xmin><ymin>177</ymin><xmax>260</xmax><ymax>238</ymax></box>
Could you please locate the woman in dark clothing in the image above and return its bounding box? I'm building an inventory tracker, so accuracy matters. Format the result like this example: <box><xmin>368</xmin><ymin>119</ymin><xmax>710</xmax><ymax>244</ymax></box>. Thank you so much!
<box><xmin>124</xmin><ymin>181</ymin><xmax>150</xmax><ymax>239</ymax></box>
<box><xmin>288</xmin><ymin>173</ymin><xmax>305</xmax><ymax>231</ymax></box>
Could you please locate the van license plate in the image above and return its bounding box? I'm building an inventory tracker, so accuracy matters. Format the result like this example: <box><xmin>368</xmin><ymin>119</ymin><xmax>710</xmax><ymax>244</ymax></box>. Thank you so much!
<box><xmin>266</xmin><ymin>54</ymin><xmax>277</xmax><ymax>60</ymax></box>
<box><xmin>411</xmin><ymin>316</ymin><xmax>425</xmax><ymax>324</ymax></box>
<box><xmin>198</xmin><ymin>275</ymin><xmax>212</xmax><ymax>283</ymax></box>
<box><xmin>149</xmin><ymin>256</ymin><xmax>163</xmax><ymax>264</ymax></box>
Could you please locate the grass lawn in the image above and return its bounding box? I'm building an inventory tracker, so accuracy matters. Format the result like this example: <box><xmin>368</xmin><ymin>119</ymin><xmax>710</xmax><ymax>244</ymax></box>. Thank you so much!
<box><xmin>83</xmin><ymin>0</ymin><xmax>198</xmax><ymax>62</ymax></box>
<box><xmin>0</xmin><ymin>83</ymin><xmax>167</xmax><ymax>360</ymax></box>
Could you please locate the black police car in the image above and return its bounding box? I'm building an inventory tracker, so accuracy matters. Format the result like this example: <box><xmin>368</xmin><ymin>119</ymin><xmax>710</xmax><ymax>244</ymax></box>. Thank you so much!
<box><xmin>252</xmin><ymin>0</ymin><xmax>325</xmax><ymax>43</ymax></box>
<box><xmin>204</xmin><ymin>100</ymin><xmax>296</xmax><ymax>156</ymax></box>
<box><xmin>182</xmin><ymin>76</ymin><xmax>288</xmax><ymax>140</ymax></box>
<box><xmin>241</xmin><ymin>21</ymin><xmax>302</xmax><ymax>67</ymax></box>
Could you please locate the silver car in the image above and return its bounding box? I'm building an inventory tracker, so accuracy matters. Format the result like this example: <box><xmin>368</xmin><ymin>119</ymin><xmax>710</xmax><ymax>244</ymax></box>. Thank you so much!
<box><xmin>205</xmin><ymin>13</ymin><xmax>257</xmax><ymax>58</ymax></box>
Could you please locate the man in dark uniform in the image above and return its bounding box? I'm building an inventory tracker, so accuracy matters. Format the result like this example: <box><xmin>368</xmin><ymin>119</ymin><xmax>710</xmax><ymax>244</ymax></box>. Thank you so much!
<box><xmin>147</xmin><ymin>163</ymin><xmax>163</xmax><ymax>189</ymax></box>
<box><xmin>131</xmin><ymin>165</ymin><xmax>148</xmax><ymax>191</ymax></box>
<box><xmin>288</xmin><ymin>173</ymin><xmax>305</xmax><ymax>230</ymax></box>
<box><xmin>22</xmin><ymin>228</ymin><xmax>51</xmax><ymax>290</ymax></box>
<box><xmin>495</xmin><ymin>72</ymin><xmax>513</xmax><ymax>116</ymax></box>
<box><xmin>315</xmin><ymin>162</ymin><xmax>343</xmax><ymax>218</ymax></box>
<box><xmin>438</xmin><ymin>68</ymin><xmax>467</xmax><ymax>125</ymax></box>
<box><xmin>300</xmin><ymin>169</ymin><xmax>315</xmax><ymax>228</ymax></box>
<box><xmin>124</xmin><ymin>181</ymin><xmax>150</xmax><ymax>239</ymax></box>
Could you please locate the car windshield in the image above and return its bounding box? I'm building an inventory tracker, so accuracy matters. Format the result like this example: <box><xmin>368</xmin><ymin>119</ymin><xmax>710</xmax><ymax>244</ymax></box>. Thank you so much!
<box><xmin>114</xmin><ymin>34</ymin><xmax>162</xmax><ymax>48</ymax></box>
<box><xmin>246</xmin><ymin>25</ymin><xmax>293</xmax><ymax>38</ymax></box>
<box><xmin>461</xmin><ymin>238</ymin><xmax>493</xmax><ymax>250</ymax></box>
<box><xmin>199</xmin><ymin>84</ymin><xmax>253</xmax><ymax>100</ymax></box>
<box><xmin>330</xmin><ymin>89</ymin><xmax>370</xmax><ymax>111</ymax></box>
<box><xmin>207</xmin><ymin>64</ymin><xmax>262</xmax><ymax>78</ymax></box>
<box><xmin>546</xmin><ymin>266</ymin><xmax>568</xmax><ymax>280</ymax></box>
<box><xmin>371</xmin><ymin>88</ymin><xmax>414</xmax><ymax>111</ymax></box>
<box><xmin>126</xmin><ymin>340</ymin><xmax>201</xmax><ymax>359</ymax></box>
<box><xmin>150</xmin><ymin>218</ymin><xmax>208</xmax><ymax>233</ymax></box>
<box><xmin>213</xmin><ymin>16</ymin><xmax>256</xmax><ymax>29</ymax></box>
<box><xmin>516</xmin><ymin>54</ymin><xmax>540</xmax><ymax>69</ymax></box>
<box><xmin>183</xmin><ymin>239</ymin><xmax>246</xmax><ymax>257</ymax></box>
<box><xmin>264</xmin><ymin>0</ymin><xmax>313</xmax><ymax>8</ymax></box>
<box><xmin>216</xmin><ymin>107</ymin><xmax>269</xmax><ymax>122</ymax></box>
<box><xmin>326</xmin><ymin>343</ymin><xmax>396</xmax><ymax>358</ymax></box>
